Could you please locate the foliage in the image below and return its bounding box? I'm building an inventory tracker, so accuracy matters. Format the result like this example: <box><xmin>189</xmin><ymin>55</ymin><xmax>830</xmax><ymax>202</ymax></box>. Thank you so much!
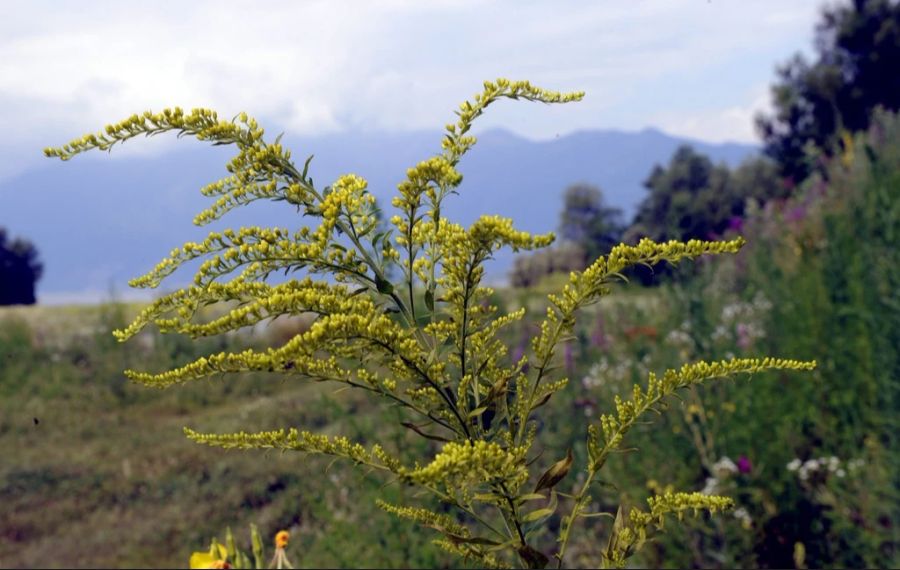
<box><xmin>509</xmin><ymin>242</ymin><xmax>585</xmax><ymax>289</ymax></box>
<box><xmin>46</xmin><ymin>79</ymin><xmax>814</xmax><ymax>569</ymax></box>
<box><xmin>617</xmin><ymin>109</ymin><xmax>900</xmax><ymax>568</ymax></box>
<box><xmin>0</xmin><ymin>303</ymin><xmax>452</xmax><ymax>568</ymax></box>
<box><xmin>740</xmin><ymin>110</ymin><xmax>899</xmax><ymax>568</ymax></box>
<box><xmin>756</xmin><ymin>0</ymin><xmax>900</xmax><ymax>184</ymax></box>
<box><xmin>625</xmin><ymin>146</ymin><xmax>784</xmax><ymax>246</ymax></box>
<box><xmin>0</xmin><ymin>228</ymin><xmax>43</xmax><ymax>305</ymax></box>
<box><xmin>558</xmin><ymin>184</ymin><xmax>624</xmax><ymax>262</ymax></box>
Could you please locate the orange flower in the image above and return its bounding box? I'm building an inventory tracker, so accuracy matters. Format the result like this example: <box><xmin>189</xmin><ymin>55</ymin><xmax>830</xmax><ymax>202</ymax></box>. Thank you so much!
<box><xmin>275</xmin><ymin>530</ymin><xmax>290</xmax><ymax>549</ymax></box>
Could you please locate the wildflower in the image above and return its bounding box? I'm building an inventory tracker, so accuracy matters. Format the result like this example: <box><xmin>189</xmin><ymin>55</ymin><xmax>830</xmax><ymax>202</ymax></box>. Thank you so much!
<box><xmin>713</xmin><ymin>456</ymin><xmax>738</xmax><ymax>475</ymax></box>
<box><xmin>732</xmin><ymin>507</ymin><xmax>753</xmax><ymax>529</ymax></box>
<box><xmin>787</xmin><ymin>458</ymin><xmax>802</xmax><ymax>471</ymax></box>
<box><xmin>269</xmin><ymin>530</ymin><xmax>293</xmax><ymax>569</ymax></box>
<box><xmin>737</xmin><ymin>455</ymin><xmax>752</xmax><ymax>474</ymax></box>
<box><xmin>190</xmin><ymin>543</ymin><xmax>230</xmax><ymax>569</ymax></box>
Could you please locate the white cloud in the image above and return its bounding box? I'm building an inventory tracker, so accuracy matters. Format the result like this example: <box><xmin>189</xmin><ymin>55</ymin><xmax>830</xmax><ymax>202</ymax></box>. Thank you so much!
<box><xmin>651</xmin><ymin>86</ymin><xmax>773</xmax><ymax>144</ymax></box>
<box><xmin>0</xmin><ymin>0</ymin><xmax>824</xmax><ymax>178</ymax></box>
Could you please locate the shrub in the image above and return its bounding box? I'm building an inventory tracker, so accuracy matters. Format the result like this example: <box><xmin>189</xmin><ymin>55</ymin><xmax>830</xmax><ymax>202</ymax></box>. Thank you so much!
<box><xmin>46</xmin><ymin>79</ymin><xmax>814</xmax><ymax>569</ymax></box>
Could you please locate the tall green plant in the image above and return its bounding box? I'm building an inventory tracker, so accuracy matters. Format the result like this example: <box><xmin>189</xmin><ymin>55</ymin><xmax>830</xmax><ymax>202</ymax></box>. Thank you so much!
<box><xmin>46</xmin><ymin>79</ymin><xmax>814</xmax><ymax>569</ymax></box>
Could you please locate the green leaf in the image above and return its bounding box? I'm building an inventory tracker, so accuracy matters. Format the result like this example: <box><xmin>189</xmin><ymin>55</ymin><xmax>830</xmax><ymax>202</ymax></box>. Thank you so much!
<box><xmin>604</xmin><ymin>505</ymin><xmax>626</xmax><ymax>563</ymax></box>
<box><xmin>208</xmin><ymin>538</ymin><xmax>226</xmax><ymax>561</ymax></box>
<box><xmin>467</xmin><ymin>406</ymin><xmax>489</xmax><ymax>419</ymax></box>
<box><xmin>251</xmin><ymin>523</ymin><xmax>264</xmax><ymax>569</ymax></box>
<box><xmin>301</xmin><ymin>154</ymin><xmax>314</xmax><ymax>180</ymax></box>
<box><xmin>375</xmin><ymin>277</ymin><xmax>394</xmax><ymax>295</ymax></box>
<box><xmin>474</xmin><ymin>492</ymin><xmax>504</xmax><ymax>503</ymax></box>
<box><xmin>534</xmin><ymin>449</ymin><xmax>574</xmax><ymax>493</ymax></box>
<box><xmin>530</xmin><ymin>391</ymin><xmax>553</xmax><ymax>411</ymax></box>
<box><xmin>486</xmin><ymin>538</ymin><xmax>521</xmax><ymax>552</ymax></box>
<box><xmin>424</xmin><ymin>288</ymin><xmax>435</xmax><ymax>312</ymax></box>
<box><xmin>225</xmin><ymin>527</ymin><xmax>236</xmax><ymax>559</ymax></box>
<box><xmin>517</xmin><ymin>492</ymin><xmax>547</xmax><ymax>503</ymax></box>
<box><xmin>580</xmin><ymin>511</ymin><xmax>616</xmax><ymax>519</ymax></box>
<box><xmin>522</xmin><ymin>507</ymin><xmax>555</xmax><ymax>523</ymax></box>
<box><xmin>446</xmin><ymin>533</ymin><xmax>501</xmax><ymax>546</ymax></box>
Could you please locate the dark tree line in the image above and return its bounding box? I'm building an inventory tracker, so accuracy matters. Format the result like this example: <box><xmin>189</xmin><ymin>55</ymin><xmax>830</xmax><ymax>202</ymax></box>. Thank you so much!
<box><xmin>0</xmin><ymin>228</ymin><xmax>42</xmax><ymax>305</ymax></box>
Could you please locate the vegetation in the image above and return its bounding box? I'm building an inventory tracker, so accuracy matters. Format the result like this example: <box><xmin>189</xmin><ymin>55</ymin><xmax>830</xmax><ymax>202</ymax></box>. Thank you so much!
<box><xmin>617</xmin><ymin>109</ymin><xmax>900</xmax><ymax>568</ymax></box>
<box><xmin>0</xmin><ymin>228</ymin><xmax>42</xmax><ymax>305</ymax></box>
<box><xmin>558</xmin><ymin>184</ymin><xmax>624</xmax><ymax>262</ymax></box>
<box><xmin>627</xmin><ymin>148</ymin><xmax>784</xmax><ymax>245</ymax></box>
<box><xmin>41</xmin><ymin>79</ymin><xmax>814</xmax><ymax>569</ymax></box>
<box><xmin>756</xmin><ymin>0</ymin><xmax>900</xmax><ymax>183</ymax></box>
<box><xmin>511</xmin><ymin>184</ymin><xmax>623</xmax><ymax>289</ymax></box>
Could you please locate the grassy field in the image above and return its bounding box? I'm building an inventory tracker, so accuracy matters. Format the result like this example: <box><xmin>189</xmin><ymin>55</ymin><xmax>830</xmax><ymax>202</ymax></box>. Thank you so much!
<box><xmin>0</xmin><ymin>260</ymin><xmax>895</xmax><ymax>569</ymax></box>
<box><xmin>0</xmin><ymin>303</ymin><xmax>459</xmax><ymax>568</ymax></box>
<box><xmin>3</xmin><ymin>119</ymin><xmax>898</xmax><ymax>568</ymax></box>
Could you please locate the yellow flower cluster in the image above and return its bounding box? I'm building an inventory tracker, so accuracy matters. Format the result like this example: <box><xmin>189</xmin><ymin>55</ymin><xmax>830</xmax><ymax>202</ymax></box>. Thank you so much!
<box><xmin>533</xmin><ymin>238</ymin><xmax>745</xmax><ymax>364</ymax></box>
<box><xmin>114</xmin><ymin>278</ymin><xmax>342</xmax><ymax>341</ymax></box>
<box><xmin>125</xmin><ymin>300</ymin><xmax>423</xmax><ymax>388</ymax></box>
<box><xmin>318</xmin><ymin>174</ymin><xmax>379</xmax><ymax>241</ymax></box>
<box><xmin>442</xmin><ymin>79</ymin><xmax>584</xmax><ymax>162</ymax></box>
<box><xmin>375</xmin><ymin>500</ymin><xmax>471</xmax><ymax>538</ymax></box>
<box><xmin>432</xmin><ymin>539</ymin><xmax>511</xmax><ymax>570</ymax></box>
<box><xmin>604</xmin><ymin>492</ymin><xmax>735</xmax><ymax>568</ymax></box>
<box><xmin>401</xmin><ymin>440</ymin><xmax>527</xmax><ymax>491</ymax></box>
<box><xmin>641</xmin><ymin>491</ymin><xmax>734</xmax><ymax>524</ymax></box>
<box><xmin>127</xmin><ymin>220</ymin><xmax>367</xmax><ymax>291</ymax></box>
<box><xmin>589</xmin><ymin>357</ymin><xmax>816</xmax><ymax>469</ymax></box>
<box><xmin>44</xmin><ymin>107</ymin><xmax>263</xmax><ymax>161</ymax></box>
<box><xmin>185</xmin><ymin>427</ymin><xmax>401</xmax><ymax>472</ymax></box>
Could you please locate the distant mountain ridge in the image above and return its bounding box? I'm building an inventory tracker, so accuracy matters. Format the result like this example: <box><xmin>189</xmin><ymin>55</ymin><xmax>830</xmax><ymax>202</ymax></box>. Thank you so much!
<box><xmin>0</xmin><ymin>127</ymin><xmax>755</xmax><ymax>303</ymax></box>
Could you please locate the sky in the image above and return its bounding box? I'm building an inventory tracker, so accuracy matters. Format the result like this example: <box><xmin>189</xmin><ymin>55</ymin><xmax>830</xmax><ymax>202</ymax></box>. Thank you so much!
<box><xmin>0</xmin><ymin>0</ymin><xmax>826</xmax><ymax>183</ymax></box>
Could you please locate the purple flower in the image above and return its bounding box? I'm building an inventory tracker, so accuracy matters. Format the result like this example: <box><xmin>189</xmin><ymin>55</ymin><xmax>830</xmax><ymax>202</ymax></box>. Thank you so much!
<box><xmin>737</xmin><ymin>455</ymin><xmax>752</xmax><ymax>474</ymax></box>
<box><xmin>786</xmin><ymin>205</ymin><xmax>806</xmax><ymax>223</ymax></box>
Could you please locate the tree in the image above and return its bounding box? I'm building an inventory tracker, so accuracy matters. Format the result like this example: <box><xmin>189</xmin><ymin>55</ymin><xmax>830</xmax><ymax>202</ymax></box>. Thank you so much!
<box><xmin>627</xmin><ymin>146</ymin><xmax>735</xmax><ymax>244</ymax></box>
<box><xmin>729</xmin><ymin>155</ymin><xmax>787</xmax><ymax>206</ymax></box>
<box><xmin>558</xmin><ymin>183</ymin><xmax>624</xmax><ymax>261</ymax></box>
<box><xmin>756</xmin><ymin>0</ymin><xmax>900</xmax><ymax>184</ymax></box>
<box><xmin>0</xmin><ymin>228</ymin><xmax>43</xmax><ymax>305</ymax></box>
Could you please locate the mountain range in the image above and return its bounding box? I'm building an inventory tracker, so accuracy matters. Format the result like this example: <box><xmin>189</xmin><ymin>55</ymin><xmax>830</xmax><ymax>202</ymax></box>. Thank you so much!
<box><xmin>0</xmin><ymin>127</ymin><xmax>755</xmax><ymax>303</ymax></box>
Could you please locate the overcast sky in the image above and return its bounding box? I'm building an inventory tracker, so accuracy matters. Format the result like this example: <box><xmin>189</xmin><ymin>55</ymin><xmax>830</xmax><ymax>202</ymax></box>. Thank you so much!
<box><xmin>2</xmin><ymin>0</ymin><xmax>825</xmax><ymax>180</ymax></box>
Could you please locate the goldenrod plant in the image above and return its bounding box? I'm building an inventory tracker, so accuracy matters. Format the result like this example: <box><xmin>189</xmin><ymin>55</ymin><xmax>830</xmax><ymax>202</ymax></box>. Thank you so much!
<box><xmin>47</xmin><ymin>79</ymin><xmax>814</xmax><ymax>569</ymax></box>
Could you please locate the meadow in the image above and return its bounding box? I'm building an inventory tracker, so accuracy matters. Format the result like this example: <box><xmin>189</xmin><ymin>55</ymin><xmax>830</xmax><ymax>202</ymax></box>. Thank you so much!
<box><xmin>4</xmin><ymin>84</ymin><xmax>899</xmax><ymax>570</ymax></box>
<box><xmin>2</xmin><ymin>164</ymin><xmax>896</xmax><ymax>569</ymax></box>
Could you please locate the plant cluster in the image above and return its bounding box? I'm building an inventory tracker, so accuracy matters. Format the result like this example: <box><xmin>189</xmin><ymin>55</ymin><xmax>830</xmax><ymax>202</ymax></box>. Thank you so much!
<box><xmin>46</xmin><ymin>79</ymin><xmax>814</xmax><ymax>568</ymax></box>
